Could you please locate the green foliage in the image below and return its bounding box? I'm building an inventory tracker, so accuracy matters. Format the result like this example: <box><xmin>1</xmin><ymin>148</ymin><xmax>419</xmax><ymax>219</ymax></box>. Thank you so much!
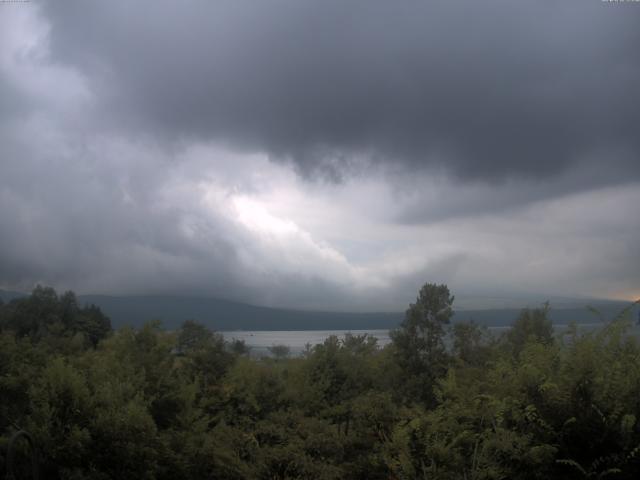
<box><xmin>268</xmin><ymin>344</ymin><xmax>291</xmax><ymax>359</ymax></box>
<box><xmin>1</xmin><ymin>286</ymin><xmax>640</xmax><ymax>479</ymax></box>
<box><xmin>452</xmin><ymin>320</ymin><xmax>493</xmax><ymax>366</ymax></box>
<box><xmin>505</xmin><ymin>303</ymin><xmax>554</xmax><ymax>356</ymax></box>
<box><xmin>390</xmin><ymin>283</ymin><xmax>454</xmax><ymax>405</ymax></box>
<box><xmin>0</xmin><ymin>286</ymin><xmax>111</xmax><ymax>348</ymax></box>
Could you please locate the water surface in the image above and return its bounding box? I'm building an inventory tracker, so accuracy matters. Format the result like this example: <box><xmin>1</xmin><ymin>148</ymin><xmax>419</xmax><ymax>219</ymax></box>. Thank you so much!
<box><xmin>222</xmin><ymin>329</ymin><xmax>391</xmax><ymax>356</ymax></box>
<box><xmin>222</xmin><ymin>322</ymin><xmax>639</xmax><ymax>357</ymax></box>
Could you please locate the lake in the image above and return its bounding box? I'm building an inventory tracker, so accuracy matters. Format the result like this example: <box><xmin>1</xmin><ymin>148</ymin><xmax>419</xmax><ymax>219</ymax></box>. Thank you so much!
<box><xmin>222</xmin><ymin>322</ymin><xmax>638</xmax><ymax>357</ymax></box>
<box><xmin>221</xmin><ymin>329</ymin><xmax>392</xmax><ymax>356</ymax></box>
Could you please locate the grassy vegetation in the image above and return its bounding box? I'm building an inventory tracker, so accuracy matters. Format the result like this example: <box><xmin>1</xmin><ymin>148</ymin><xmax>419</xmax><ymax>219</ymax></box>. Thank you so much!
<box><xmin>1</xmin><ymin>285</ymin><xmax>639</xmax><ymax>479</ymax></box>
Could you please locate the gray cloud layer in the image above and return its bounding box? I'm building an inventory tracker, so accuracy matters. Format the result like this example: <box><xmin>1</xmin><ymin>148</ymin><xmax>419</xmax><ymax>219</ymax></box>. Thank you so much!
<box><xmin>39</xmin><ymin>0</ymin><xmax>640</xmax><ymax>186</ymax></box>
<box><xmin>1</xmin><ymin>1</ymin><xmax>638</xmax><ymax>309</ymax></box>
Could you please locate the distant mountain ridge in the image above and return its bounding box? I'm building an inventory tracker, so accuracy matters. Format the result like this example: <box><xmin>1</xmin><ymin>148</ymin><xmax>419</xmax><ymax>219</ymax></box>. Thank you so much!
<box><xmin>2</xmin><ymin>289</ymin><xmax>636</xmax><ymax>331</ymax></box>
<box><xmin>79</xmin><ymin>294</ymin><xmax>404</xmax><ymax>330</ymax></box>
<box><xmin>0</xmin><ymin>289</ymin><xmax>27</xmax><ymax>303</ymax></box>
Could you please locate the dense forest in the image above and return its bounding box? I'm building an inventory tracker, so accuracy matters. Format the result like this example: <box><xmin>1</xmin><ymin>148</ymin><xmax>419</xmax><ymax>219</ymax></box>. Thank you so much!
<box><xmin>1</xmin><ymin>284</ymin><xmax>639</xmax><ymax>479</ymax></box>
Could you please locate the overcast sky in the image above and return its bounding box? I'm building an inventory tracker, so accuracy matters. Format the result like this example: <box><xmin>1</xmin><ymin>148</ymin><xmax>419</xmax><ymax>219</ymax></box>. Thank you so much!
<box><xmin>1</xmin><ymin>0</ymin><xmax>639</xmax><ymax>311</ymax></box>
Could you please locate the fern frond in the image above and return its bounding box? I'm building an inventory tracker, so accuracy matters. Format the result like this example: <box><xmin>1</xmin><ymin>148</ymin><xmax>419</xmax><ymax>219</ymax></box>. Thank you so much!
<box><xmin>556</xmin><ymin>458</ymin><xmax>587</xmax><ymax>477</ymax></box>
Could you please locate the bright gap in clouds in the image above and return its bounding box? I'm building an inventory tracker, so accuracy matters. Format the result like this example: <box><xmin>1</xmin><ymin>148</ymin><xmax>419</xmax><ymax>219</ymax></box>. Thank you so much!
<box><xmin>233</xmin><ymin>196</ymin><xmax>299</xmax><ymax>237</ymax></box>
<box><xmin>228</xmin><ymin>190</ymin><xmax>388</xmax><ymax>296</ymax></box>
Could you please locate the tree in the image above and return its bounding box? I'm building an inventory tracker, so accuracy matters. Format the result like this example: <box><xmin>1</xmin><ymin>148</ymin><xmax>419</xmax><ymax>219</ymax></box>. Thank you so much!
<box><xmin>6</xmin><ymin>286</ymin><xmax>60</xmax><ymax>339</ymax></box>
<box><xmin>505</xmin><ymin>304</ymin><xmax>554</xmax><ymax>356</ymax></box>
<box><xmin>76</xmin><ymin>304</ymin><xmax>112</xmax><ymax>347</ymax></box>
<box><xmin>268</xmin><ymin>344</ymin><xmax>291</xmax><ymax>360</ymax></box>
<box><xmin>0</xmin><ymin>287</ymin><xmax>111</xmax><ymax>347</ymax></box>
<box><xmin>229</xmin><ymin>338</ymin><xmax>250</xmax><ymax>356</ymax></box>
<box><xmin>176</xmin><ymin>320</ymin><xmax>213</xmax><ymax>354</ymax></box>
<box><xmin>452</xmin><ymin>320</ymin><xmax>491</xmax><ymax>366</ymax></box>
<box><xmin>391</xmin><ymin>282</ymin><xmax>454</xmax><ymax>406</ymax></box>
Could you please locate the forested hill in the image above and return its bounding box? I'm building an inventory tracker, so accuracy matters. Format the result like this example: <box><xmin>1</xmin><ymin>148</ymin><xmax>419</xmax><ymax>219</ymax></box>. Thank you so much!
<box><xmin>2</xmin><ymin>289</ymin><xmax>635</xmax><ymax>330</ymax></box>
<box><xmin>79</xmin><ymin>294</ymin><xmax>403</xmax><ymax>330</ymax></box>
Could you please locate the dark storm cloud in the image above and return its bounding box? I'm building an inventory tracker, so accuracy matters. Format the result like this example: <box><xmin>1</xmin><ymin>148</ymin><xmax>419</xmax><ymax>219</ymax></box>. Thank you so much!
<box><xmin>39</xmin><ymin>0</ymin><xmax>640</xmax><ymax>184</ymax></box>
<box><xmin>1</xmin><ymin>1</ymin><xmax>638</xmax><ymax>308</ymax></box>
<box><xmin>393</xmin><ymin>158</ymin><xmax>640</xmax><ymax>224</ymax></box>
